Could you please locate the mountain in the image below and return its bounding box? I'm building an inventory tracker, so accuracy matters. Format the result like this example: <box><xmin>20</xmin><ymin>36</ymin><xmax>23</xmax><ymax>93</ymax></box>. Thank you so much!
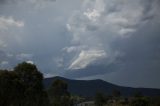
<box><xmin>43</xmin><ymin>76</ymin><xmax>160</xmax><ymax>97</ymax></box>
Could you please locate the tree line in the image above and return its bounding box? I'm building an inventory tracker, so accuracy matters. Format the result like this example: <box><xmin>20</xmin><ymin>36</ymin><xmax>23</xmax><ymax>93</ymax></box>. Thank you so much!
<box><xmin>0</xmin><ymin>62</ymin><xmax>72</xmax><ymax>106</ymax></box>
<box><xmin>0</xmin><ymin>62</ymin><xmax>160</xmax><ymax>106</ymax></box>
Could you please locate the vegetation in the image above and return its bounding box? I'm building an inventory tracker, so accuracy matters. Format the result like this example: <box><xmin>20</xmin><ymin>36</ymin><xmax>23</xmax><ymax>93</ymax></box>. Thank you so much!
<box><xmin>0</xmin><ymin>62</ymin><xmax>50</xmax><ymax>106</ymax></box>
<box><xmin>94</xmin><ymin>92</ymin><xmax>106</xmax><ymax>106</ymax></box>
<box><xmin>0</xmin><ymin>62</ymin><xmax>160</xmax><ymax>106</ymax></box>
<box><xmin>48</xmin><ymin>79</ymin><xmax>72</xmax><ymax>106</ymax></box>
<box><xmin>93</xmin><ymin>90</ymin><xmax>160</xmax><ymax>106</ymax></box>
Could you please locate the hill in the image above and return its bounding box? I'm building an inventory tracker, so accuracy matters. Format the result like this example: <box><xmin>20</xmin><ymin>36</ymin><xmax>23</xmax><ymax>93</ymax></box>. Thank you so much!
<box><xmin>43</xmin><ymin>76</ymin><xmax>160</xmax><ymax>97</ymax></box>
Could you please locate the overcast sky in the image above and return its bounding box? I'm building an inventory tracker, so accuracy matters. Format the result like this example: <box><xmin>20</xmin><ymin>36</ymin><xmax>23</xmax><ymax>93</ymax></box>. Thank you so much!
<box><xmin>0</xmin><ymin>0</ymin><xmax>160</xmax><ymax>88</ymax></box>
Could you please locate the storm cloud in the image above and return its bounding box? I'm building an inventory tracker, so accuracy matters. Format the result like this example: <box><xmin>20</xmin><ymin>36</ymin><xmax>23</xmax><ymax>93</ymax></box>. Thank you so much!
<box><xmin>0</xmin><ymin>0</ymin><xmax>160</xmax><ymax>88</ymax></box>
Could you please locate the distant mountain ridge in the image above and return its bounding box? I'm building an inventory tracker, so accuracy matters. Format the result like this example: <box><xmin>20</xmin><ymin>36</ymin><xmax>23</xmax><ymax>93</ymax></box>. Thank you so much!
<box><xmin>43</xmin><ymin>76</ymin><xmax>160</xmax><ymax>97</ymax></box>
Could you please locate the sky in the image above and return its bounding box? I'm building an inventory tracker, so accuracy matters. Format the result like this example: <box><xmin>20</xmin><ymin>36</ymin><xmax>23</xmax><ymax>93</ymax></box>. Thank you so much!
<box><xmin>0</xmin><ymin>0</ymin><xmax>160</xmax><ymax>88</ymax></box>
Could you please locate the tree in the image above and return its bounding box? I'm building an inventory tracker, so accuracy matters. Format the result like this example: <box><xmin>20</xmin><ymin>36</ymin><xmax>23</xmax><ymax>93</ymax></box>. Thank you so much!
<box><xmin>14</xmin><ymin>62</ymin><xmax>43</xmax><ymax>89</ymax></box>
<box><xmin>131</xmin><ymin>91</ymin><xmax>150</xmax><ymax>106</ymax></box>
<box><xmin>131</xmin><ymin>97</ymin><xmax>150</xmax><ymax>106</ymax></box>
<box><xmin>0</xmin><ymin>70</ymin><xmax>25</xmax><ymax>106</ymax></box>
<box><xmin>0</xmin><ymin>62</ymin><xmax>50</xmax><ymax>106</ymax></box>
<box><xmin>48</xmin><ymin>79</ymin><xmax>71</xmax><ymax>106</ymax></box>
<box><xmin>134</xmin><ymin>91</ymin><xmax>143</xmax><ymax>98</ymax></box>
<box><xmin>112</xmin><ymin>89</ymin><xmax>121</xmax><ymax>97</ymax></box>
<box><xmin>94</xmin><ymin>92</ymin><xmax>106</xmax><ymax>106</ymax></box>
<box><xmin>14</xmin><ymin>62</ymin><xmax>50</xmax><ymax>106</ymax></box>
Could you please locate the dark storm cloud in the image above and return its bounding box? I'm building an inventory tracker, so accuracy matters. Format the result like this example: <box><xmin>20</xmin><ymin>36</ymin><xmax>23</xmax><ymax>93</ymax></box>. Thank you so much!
<box><xmin>98</xmin><ymin>21</ymin><xmax>160</xmax><ymax>88</ymax></box>
<box><xmin>65</xmin><ymin>0</ymin><xmax>160</xmax><ymax>70</ymax></box>
<box><xmin>0</xmin><ymin>0</ymin><xmax>82</xmax><ymax>75</ymax></box>
<box><xmin>140</xmin><ymin>0</ymin><xmax>160</xmax><ymax>21</ymax></box>
<box><xmin>0</xmin><ymin>0</ymin><xmax>56</xmax><ymax>3</ymax></box>
<box><xmin>0</xmin><ymin>0</ymin><xmax>160</xmax><ymax>88</ymax></box>
<box><xmin>63</xmin><ymin>63</ymin><xmax>118</xmax><ymax>78</ymax></box>
<box><xmin>0</xmin><ymin>50</ymin><xmax>7</xmax><ymax>61</ymax></box>
<box><xmin>63</xmin><ymin>22</ymin><xmax>160</xmax><ymax>88</ymax></box>
<box><xmin>62</xmin><ymin>0</ymin><xmax>160</xmax><ymax>88</ymax></box>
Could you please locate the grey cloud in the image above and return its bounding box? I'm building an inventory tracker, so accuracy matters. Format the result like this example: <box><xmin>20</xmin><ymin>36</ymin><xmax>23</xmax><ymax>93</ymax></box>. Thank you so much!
<box><xmin>0</xmin><ymin>49</ymin><xmax>35</xmax><ymax>69</ymax></box>
<box><xmin>0</xmin><ymin>50</ymin><xmax>7</xmax><ymax>61</ymax></box>
<box><xmin>68</xmin><ymin>49</ymin><xmax>106</xmax><ymax>69</ymax></box>
<box><xmin>0</xmin><ymin>0</ymin><xmax>75</xmax><ymax>73</ymax></box>
<box><xmin>64</xmin><ymin>21</ymin><xmax>160</xmax><ymax>88</ymax></box>
<box><xmin>0</xmin><ymin>16</ymin><xmax>25</xmax><ymax>50</ymax></box>
<box><xmin>97</xmin><ymin>21</ymin><xmax>160</xmax><ymax>88</ymax></box>
<box><xmin>0</xmin><ymin>0</ymin><xmax>160</xmax><ymax>88</ymax></box>
<box><xmin>16</xmin><ymin>53</ymin><xmax>33</xmax><ymax>61</ymax></box>
<box><xmin>64</xmin><ymin>64</ymin><xmax>117</xmax><ymax>78</ymax></box>
<box><xmin>62</xmin><ymin>0</ymin><xmax>160</xmax><ymax>88</ymax></box>
<box><xmin>66</xmin><ymin>0</ymin><xmax>160</xmax><ymax>70</ymax></box>
<box><xmin>0</xmin><ymin>0</ymin><xmax>56</xmax><ymax>4</ymax></box>
<box><xmin>0</xmin><ymin>16</ymin><xmax>24</xmax><ymax>30</ymax></box>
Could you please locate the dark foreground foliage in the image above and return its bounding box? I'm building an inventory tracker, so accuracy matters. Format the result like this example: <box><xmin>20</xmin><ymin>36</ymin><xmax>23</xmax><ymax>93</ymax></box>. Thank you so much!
<box><xmin>94</xmin><ymin>91</ymin><xmax>160</xmax><ymax>106</ymax></box>
<box><xmin>0</xmin><ymin>62</ymin><xmax>160</xmax><ymax>106</ymax></box>
<box><xmin>0</xmin><ymin>62</ymin><xmax>50</xmax><ymax>106</ymax></box>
